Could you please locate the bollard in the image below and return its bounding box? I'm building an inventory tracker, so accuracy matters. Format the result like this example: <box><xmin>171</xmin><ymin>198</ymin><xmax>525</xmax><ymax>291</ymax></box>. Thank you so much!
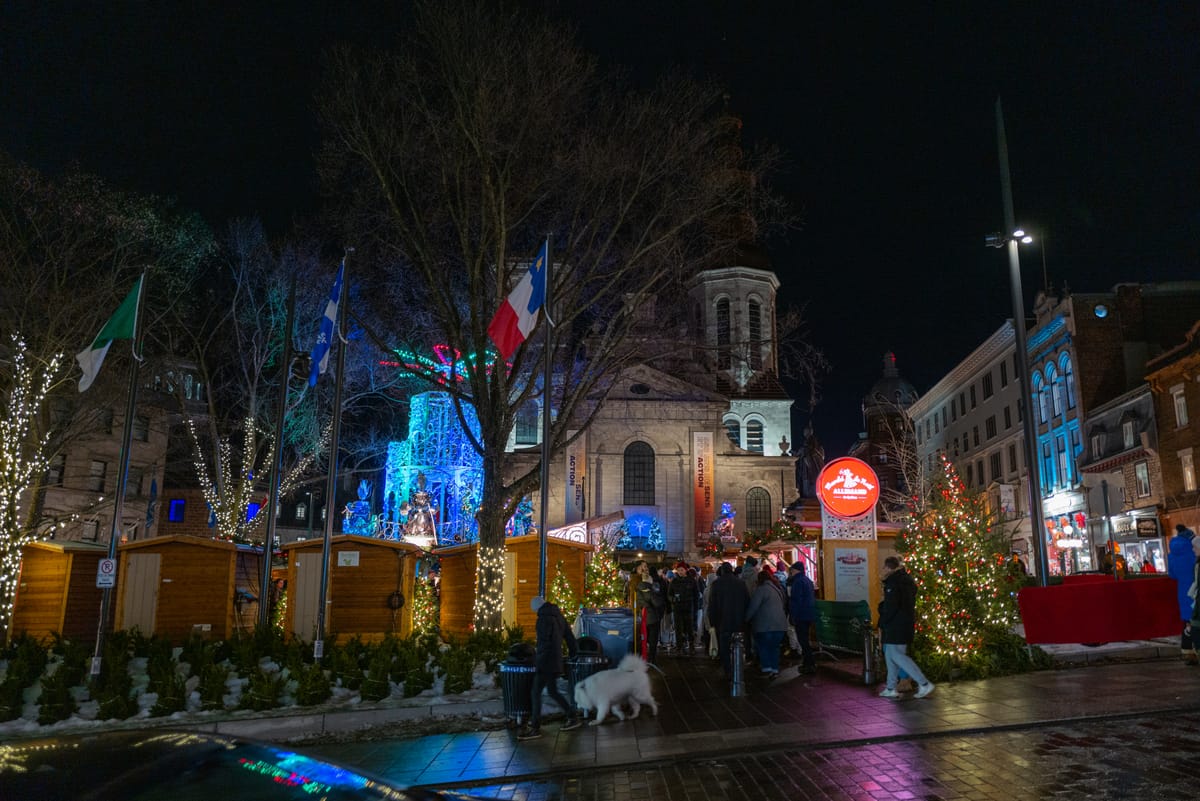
<box><xmin>862</xmin><ymin>625</ymin><xmax>875</xmax><ymax>685</ymax></box>
<box><xmin>730</xmin><ymin>632</ymin><xmax>745</xmax><ymax>697</ymax></box>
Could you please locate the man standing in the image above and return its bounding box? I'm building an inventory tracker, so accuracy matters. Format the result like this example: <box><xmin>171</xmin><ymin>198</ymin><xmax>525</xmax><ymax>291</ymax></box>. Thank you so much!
<box><xmin>786</xmin><ymin>561</ymin><xmax>816</xmax><ymax>674</ymax></box>
<box><xmin>518</xmin><ymin>596</ymin><xmax>582</xmax><ymax>740</ymax></box>
<box><xmin>707</xmin><ymin>562</ymin><xmax>750</xmax><ymax>678</ymax></box>
<box><xmin>877</xmin><ymin>556</ymin><xmax>935</xmax><ymax>699</ymax></box>
<box><xmin>1168</xmin><ymin>523</ymin><xmax>1198</xmax><ymax>665</ymax></box>
<box><xmin>669</xmin><ymin>564</ymin><xmax>699</xmax><ymax>655</ymax></box>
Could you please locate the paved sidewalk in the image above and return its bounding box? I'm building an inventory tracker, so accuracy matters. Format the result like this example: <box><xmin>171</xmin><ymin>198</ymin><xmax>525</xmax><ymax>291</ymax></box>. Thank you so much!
<box><xmin>303</xmin><ymin>639</ymin><xmax>1200</xmax><ymax>790</ymax></box>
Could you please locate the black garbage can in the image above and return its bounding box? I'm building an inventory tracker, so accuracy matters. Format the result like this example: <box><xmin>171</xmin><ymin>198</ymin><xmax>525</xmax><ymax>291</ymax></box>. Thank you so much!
<box><xmin>499</xmin><ymin>658</ymin><xmax>537</xmax><ymax>727</ymax></box>
<box><xmin>577</xmin><ymin>608</ymin><xmax>634</xmax><ymax>668</ymax></box>
<box><xmin>566</xmin><ymin>653</ymin><xmax>609</xmax><ymax>711</ymax></box>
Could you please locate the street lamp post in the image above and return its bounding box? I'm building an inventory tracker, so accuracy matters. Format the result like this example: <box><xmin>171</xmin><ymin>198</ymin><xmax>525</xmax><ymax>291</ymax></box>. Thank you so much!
<box><xmin>992</xmin><ymin>98</ymin><xmax>1050</xmax><ymax>586</ymax></box>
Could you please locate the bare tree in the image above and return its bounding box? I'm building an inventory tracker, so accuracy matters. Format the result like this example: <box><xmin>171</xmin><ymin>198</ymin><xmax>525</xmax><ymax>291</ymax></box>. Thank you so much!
<box><xmin>317</xmin><ymin>0</ymin><xmax>786</xmax><ymax>629</ymax></box>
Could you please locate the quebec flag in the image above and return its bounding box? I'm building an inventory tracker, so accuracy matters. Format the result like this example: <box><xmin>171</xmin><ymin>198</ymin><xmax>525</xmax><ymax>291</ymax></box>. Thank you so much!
<box><xmin>487</xmin><ymin>240</ymin><xmax>547</xmax><ymax>361</ymax></box>
<box><xmin>309</xmin><ymin>260</ymin><xmax>345</xmax><ymax>386</ymax></box>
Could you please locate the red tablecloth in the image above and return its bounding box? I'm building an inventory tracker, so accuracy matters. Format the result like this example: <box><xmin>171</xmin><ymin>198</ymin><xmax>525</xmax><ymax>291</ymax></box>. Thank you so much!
<box><xmin>1018</xmin><ymin>576</ymin><xmax>1180</xmax><ymax>644</ymax></box>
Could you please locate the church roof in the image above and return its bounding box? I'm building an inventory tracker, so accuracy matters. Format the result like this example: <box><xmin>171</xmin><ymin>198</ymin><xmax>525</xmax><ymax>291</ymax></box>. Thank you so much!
<box><xmin>865</xmin><ymin>352</ymin><xmax>918</xmax><ymax>409</ymax></box>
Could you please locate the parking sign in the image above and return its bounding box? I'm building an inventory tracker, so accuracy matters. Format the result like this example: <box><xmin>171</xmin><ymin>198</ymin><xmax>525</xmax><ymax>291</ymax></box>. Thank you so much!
<box><xmin>96</xmin><ymin>558</ymin><xmax>116</xmax><ymax>588</ymax></box>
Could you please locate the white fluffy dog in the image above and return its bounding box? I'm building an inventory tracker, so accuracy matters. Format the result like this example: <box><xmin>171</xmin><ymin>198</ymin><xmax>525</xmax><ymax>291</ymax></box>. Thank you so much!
<box><xmin>573</xmin><ymin>653</ymin><xmax>658</xmax><ymax>725</ymax></box>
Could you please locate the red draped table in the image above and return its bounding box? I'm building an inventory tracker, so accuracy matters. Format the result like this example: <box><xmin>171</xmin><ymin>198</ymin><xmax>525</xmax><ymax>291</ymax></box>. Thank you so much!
<box><xmin>1017</xmin><ymin>575</ymin><xmax>1180</xmax><ymax>644</ymax></box>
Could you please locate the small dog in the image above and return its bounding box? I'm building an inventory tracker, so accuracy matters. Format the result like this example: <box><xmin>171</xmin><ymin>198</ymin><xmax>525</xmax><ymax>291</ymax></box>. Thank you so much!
<box><xmin>573</xmin><ymin>653</ymin><xmax>658</xmax><ymax>725</ymax></box>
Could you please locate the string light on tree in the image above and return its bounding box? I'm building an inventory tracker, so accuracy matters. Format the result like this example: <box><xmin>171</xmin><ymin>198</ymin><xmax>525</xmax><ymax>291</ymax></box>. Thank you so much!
<box><xmin>472</xmin><ymin>541</ymin><xmax>506</xmax><ymax>630</ymax></box>
<box><xmin>548</xmin><ymin>559</ymin><xmax>578</xmax><ymax>624</ymax></box>
<box><xmin>583</xmin><ymin>541</ymin><xmax>624</xmax><ymax>609</ymax></box>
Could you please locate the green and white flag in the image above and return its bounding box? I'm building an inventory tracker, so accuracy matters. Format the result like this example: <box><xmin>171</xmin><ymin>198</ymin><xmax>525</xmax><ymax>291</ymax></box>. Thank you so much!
<box><xmin>76</xmin><ymin>276</ymin><xmax>143</xmax><ymax>392</ymax></box>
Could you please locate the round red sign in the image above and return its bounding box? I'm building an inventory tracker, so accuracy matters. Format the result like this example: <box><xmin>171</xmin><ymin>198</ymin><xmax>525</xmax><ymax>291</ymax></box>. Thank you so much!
<box><xmin>816</xmin><ymin>457</ymin><xmax>881</xmax><ymax>518</ymax></box>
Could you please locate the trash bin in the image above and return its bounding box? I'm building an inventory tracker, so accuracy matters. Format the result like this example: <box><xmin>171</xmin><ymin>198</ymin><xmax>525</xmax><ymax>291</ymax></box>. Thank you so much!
<box><xmin>577</xmin><ymin>608</ymin><xmax>634</xmax><ymax>668</ymax></box>
<box><xmin>499</xmin><ymin>657</ymin><xmax>537</xmax><ymax>727</ymax></box>
<box><xmin>566</xmin><ymin>653</ymin><xmax>609</xmax><ymax>711</ymax></box>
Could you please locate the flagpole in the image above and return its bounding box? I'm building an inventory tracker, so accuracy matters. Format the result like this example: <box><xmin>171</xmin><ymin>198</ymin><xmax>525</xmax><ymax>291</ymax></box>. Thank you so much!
<box><xmin>259</xmin><ymin>276</ymin><xmax>297</xmax><ymax>629</ymax></box>
<box><xmin>314</xmin><ymin>251</ymin><xmax>351</xmax><ymax>659</ymax></box>
<box><xmin>91</xmin><ymin>270</ymin><xmax>148</xmax><ymax>677</ymax></box>
<box><xmin>537</xmin><ymin>236</ymin><xmax>553</xmax><ymax>597</ymax></box>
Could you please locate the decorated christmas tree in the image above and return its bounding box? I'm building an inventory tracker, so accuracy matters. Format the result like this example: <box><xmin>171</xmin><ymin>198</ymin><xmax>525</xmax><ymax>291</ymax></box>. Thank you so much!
<box><xmin>584</xmin><ymin>541</ymin><xmax>625</xmax><ymax>609</ymax></box>
<box><xmin>410</xmin><ymin>573</ymin><xmax>439</xmax><ymax>635</ymax></box>
<box><xmin>548</xmin><ymin>560</ymin><xmax>578</xmax><ymax>624</ymax></box>
<box><xmin>645</xmin><ymin>518</ymin><xmax>665</xmax><ymax>550</ymax></box>
<box><xmin>898</xmin><ymin>456</ymin><xmax>1022</xmax><ymax>660</ymax></box>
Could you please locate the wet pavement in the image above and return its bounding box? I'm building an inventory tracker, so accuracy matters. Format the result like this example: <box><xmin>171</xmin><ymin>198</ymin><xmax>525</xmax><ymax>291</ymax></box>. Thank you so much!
<box><xmin>304</xmin><ymin>644</ymin><xmax>1200</xmax><ymax>794</ymax></box>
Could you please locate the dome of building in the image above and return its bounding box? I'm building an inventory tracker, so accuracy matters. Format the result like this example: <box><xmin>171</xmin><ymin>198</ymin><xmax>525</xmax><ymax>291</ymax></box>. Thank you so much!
<box><xmin>865</xmin><ymin>352</ymin><xmax>918</xmax><ymax>410</ymax></box>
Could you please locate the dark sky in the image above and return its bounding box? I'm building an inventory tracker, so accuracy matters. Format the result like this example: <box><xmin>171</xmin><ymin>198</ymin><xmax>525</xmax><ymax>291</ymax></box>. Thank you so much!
<box><xmin>3</xmin><ymin>2</ymin><xmax>1197</xmax><ymax>456</ymax></box>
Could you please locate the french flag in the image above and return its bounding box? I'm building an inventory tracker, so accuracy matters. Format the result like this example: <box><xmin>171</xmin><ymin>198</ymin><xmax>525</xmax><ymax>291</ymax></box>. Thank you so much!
<box><xmin>488</xmin><ymin>240</ymin><xmax>548</xmax><ymax>360</ymax></box>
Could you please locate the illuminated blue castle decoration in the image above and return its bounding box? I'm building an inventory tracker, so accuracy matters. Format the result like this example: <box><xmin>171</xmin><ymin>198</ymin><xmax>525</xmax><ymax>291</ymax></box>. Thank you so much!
<box><xmin>343</xmin><ymin>480</ymin><xmax>375</xmax><ymax>536</ymax></box>
<box><xmin>385</xmin><ymin>391</ymin><xmax>484</xmax><ymax>545</ymax></box>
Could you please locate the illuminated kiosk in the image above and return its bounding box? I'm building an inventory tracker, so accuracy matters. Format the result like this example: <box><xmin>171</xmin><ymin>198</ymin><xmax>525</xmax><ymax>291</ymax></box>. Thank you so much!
<box><xmin>281</xmin><ymin>535</ymin><xmax>424</xmax><ymax>643</ymax></box>
<box><xmin>114</xmin><ymin>536</ymin><xmax>263</xmax><ymax>644</ymax></box>
<box><xmin>815</xmin><ymin>457</ymin><xmax>884</xmax><ymax>614</ymax></box>
<box><xmin>9</xmin><ymin>540</ymin><xmax>114</xmax><ymax>647</ymax></box>
<box><xmin>384</xmin><ymin>391</ymin><xmax>483</xmax><ymax>546</ymax></box>
<box><xmin>435</xmin><ymin>533</ymin><xmax>591</xmax><ymax>639</ymax></box>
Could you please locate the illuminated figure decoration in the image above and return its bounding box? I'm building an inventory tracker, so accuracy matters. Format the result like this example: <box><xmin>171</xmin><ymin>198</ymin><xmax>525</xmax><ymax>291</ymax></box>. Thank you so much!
<box><xmin>400</xmin><ymin>473</ymin><xmax>437</xmax><ymax>547</ymax></box>
<box><xmin>384</xmin><ymin>390</ymin><xmax>484</xmax><ymax>546</ymax></box>
<box><xmin>342</xmin><ymin>480</ymin><xmax>375</xmax><ymax>536</ymax></box>
<box><xmin>713</xmin><ymin>502</ymin><xmax>738</xmax><ymax>542</ymax></box>
<box><xmin>505</xmin><ymin>496</ymin><xmax>535</xmax><ymax>538</ymax></box>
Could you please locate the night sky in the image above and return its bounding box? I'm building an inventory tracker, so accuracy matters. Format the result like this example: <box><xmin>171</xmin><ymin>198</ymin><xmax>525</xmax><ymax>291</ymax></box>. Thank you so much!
<box><xmin>3</xmin><ymin>2</ymin><xmax>1196</xmax><ymax>456</ymax></box>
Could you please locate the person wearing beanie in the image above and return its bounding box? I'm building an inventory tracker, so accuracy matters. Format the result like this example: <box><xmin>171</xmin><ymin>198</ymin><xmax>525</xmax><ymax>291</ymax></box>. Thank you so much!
<box><xmin>1168</xmin><ymin>523</ymin><xmax>1198</xmax><ymax>665</ymax></box>
<box><xmin>787</xmin><ymin>561</ymin><xmax>816</xmax><ymax>673</ymax></box>
<box><xmin>517</xmin><ymin>595</ymin><xmax>581</xmax><ymax>740</ymax></box>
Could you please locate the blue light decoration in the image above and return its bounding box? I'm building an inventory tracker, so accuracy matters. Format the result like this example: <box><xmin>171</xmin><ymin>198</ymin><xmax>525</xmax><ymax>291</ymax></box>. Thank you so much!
<box><xmin>616</xmin><ymin>513</ymin><xmax>665</xmax><ymax>551</ymax></box>
<box><xmin>343</xmin><ymin>480</ymin><xmax>375</xmax><ymax>536</ymax></box>
<box><xmin>385</xmin><ymin>391</ymin><xmax>484</xmax><ymax>545</ymax></box>
<box><xmin>506</xmin><ymin>496</ymin><xmax>535</xmax><ymax>538</ymax></box>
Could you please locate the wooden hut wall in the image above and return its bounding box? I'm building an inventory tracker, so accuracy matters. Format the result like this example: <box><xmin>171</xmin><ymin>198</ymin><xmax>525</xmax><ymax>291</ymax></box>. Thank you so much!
<box><xmin>437</xmin><ymin>545</ymin><xmax>477</xmax><ymax>640</ymax></box>
<box><xmin>232</xmin><ymin>549</ymin><xmax>264</xmax><ymax>635</ymax></box>
<box><xmin>11</xmin><ymin>544</ymin><xmax>112</xmax><ymax>645</ymax></box>
<box><xmin>282</xmin><ymin>537</ymin><xmax>417</xmax><ymax>643</ymax></box>
<box><xmin>115</xmin><ymin>538</ymin><xmax>239</xmax><ymax>643</ymax></box>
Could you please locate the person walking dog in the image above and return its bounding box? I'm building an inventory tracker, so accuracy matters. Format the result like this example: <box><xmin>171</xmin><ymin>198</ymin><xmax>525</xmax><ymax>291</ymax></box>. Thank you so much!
<box><xmin>518</xmin><ymin>596</ymin><xmax>583</xmax><ymax>740</ymax></box>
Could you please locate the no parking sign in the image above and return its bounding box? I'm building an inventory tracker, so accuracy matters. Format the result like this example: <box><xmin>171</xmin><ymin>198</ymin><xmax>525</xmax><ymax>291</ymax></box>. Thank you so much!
<box><xmin>96</xmin><ymin>558</ymin><xmax>116</xmax><ymax>588</ymax></box>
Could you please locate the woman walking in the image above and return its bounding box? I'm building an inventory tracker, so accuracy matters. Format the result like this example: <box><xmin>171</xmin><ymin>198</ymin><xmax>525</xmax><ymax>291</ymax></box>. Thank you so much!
<box><xmin>745</xmin><ymin>569</ymin><xmax>789</xmax><ymax>676</ymax></box>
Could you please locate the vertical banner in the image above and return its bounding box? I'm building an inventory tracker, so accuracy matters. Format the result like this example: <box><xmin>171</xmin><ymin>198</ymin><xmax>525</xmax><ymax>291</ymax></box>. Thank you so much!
<box><xmin>564</xmin><ymin>430</ymin><xmax>586</xmax><ymax>524</ymax></box>
<box><xmin>693</xmin><ymin>431</ymin><xmax>715</xmax><ymax>546</ymax></box>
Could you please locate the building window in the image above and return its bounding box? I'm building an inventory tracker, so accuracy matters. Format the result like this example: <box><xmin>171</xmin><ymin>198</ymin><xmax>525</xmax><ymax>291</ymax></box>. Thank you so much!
<box><xmin>125</xmin><ymin>467</ymin><xmax>143</xmax><ymax>497</ymax></box>
<box><xmin>1181</xmin><ymin>450</ymin><xmax>1197</xmax><ymax>493</ymax></box>
<box><xmin>132</xmin><ymin>414</ymin><xmax>150</xmax><ymax>442</ymax></box>
<box><xmin>1033</xmin><ymin>377</ymin><xmax>1048</xmax><ymax>423</ymax></box>
<box><xmin>723</xmin><ymin>417</ymin><xmax>740</xmax><ymax>446</ymax></box>
<box><xmin>1042</xmin><ymin>441</ymin><xmax>1054</xmax><ymax>490</ymax></box>
<box><xmin>963</xmin><ymin>433</ymin><xmax>970</xmax><ymax>453</ymax></box>
<box><xmin>966</xmin><ymin>463</ymin><xmax>974</xmax><ymax>486</ymax></box>
<box><xmin>100</xmin><ymin>408</ymin><xmax>114</xmax><ymax>435</ymax></box>
<box><xmin>745</xmin><ymin>420</ymin><xmax>764</xmax><ymax>453</ymax></box>
<box><xmin>46</xmin><ymin>453</ymin><xmax>66</xmax><ymax>486</ymax></box>
<box><xmin>716</xmin><ymin>298</ymin><xmax>731</xmax><ymax>370</ymax></box>
<box><xmin>88</xmin><ymin>460</ymin><xmax>107</xmax><ymax>493</ymax></box>
<box><xmin>748</xmin><ymin>300</ymin><xmax>763</xmax><ymax>370</ymax></box>
<box><xmin>82</xmin><ymin>519</ymin><xmax>99</xmax><ymax>542</ymax></box>
<box><xmin>1045</xmin><ymin>365</ymin><xmax>1062</xmax><ymax>417</ymax></box>
<box><xmin>1000</xmin><ymin>360</ymin><xmax>1008</xmax><ymax>388</ymax></box>
<box><xmin>1122</xmin><ymin>420</ymin><xmax>1136</xmax><ymax>449</ymax></box>
<box><xmin>745</xmin><ymin>487</ymin><xmax>771</xmax><ymax>532</ymax></box>
<box><xmin>1173</xmin><ymin>385</ymin><xmax>1189</xmax><ymax>427</ymax></box>
<box><xmin>990</xmin><ymin>452</ymin><xmax>1002</xmax><ymax>482</ymax></box>
<box><xmin>972</xmin><ymin>426</ymin><xmax>980</xmax><ymax>447</ymax></box>
<box><xmin>1091</xmin><ymin>433</ymin><xmax>1105</xmax><ymax>458</ymax></box>
<box><xmin>970</xmin><ymin>386</ymin><xmax>977</xmax><ymax>409</ymax></box>
<box><xmin>985</xmin><ymin>416</ymin><xmax>997</xmax><ymax>440</ymax></box>
<box><xmin>1008</xmin><ymin>443</ymin><xmax>1018</xmax><ymax>474</ymax></box>
<box><xmin>1063</xmin><ymin>357</ymin><xmax>1077</xmax><ymax>409</ymax></box>
<box><xmin>515</xmin><ymin>401</ymin><xmax>539</xmax><ymax>446</ymax></box>
<box><xmin>623</xmin><ymin>441</ymin><xmax>655</xmax><ymax>506</ymax></box>
<box><xmin>976</xmin><ymin>460</ymin><xmax>984</xmax><ymax>486</ymax></box>
<box><xmin>168</xmin><ymin>499</ymin><xmax>186</xmax><ymax>523</ymax></box>
<box><xmin>296</xmin><ymin>502</ymin><xmax>308</xmax><ymax>522</ymax></box>
<box><xmin>1056</xmin><ymin>435</ymin><xmax>1069</xmax><ymax>487</ymax></box>
<box><xmin>982</xmin><ymin>372</ymin><xmax>994</xmax><ymax>399</ymax></box>
<box><xmin>951</xmin><ymin>402</ymin><xmax>956</xmax><ymax>422</ymax></box>
<box><xmin>925</xmin><ymin>419</ymin><xmax>931</xmax><ymax>439</ymax></box>
<box><xmin>1134</xmin><ymin>460</ymin><xmax>1151</xmax><ymax>497</ymax></box>
<box><xmin>958</xmin><ymin>393</ymin><xmax>966</xmax><ymax>416</ymax></box>
<box><xmin>1003</xmin><ymin>406</ymin><xmax>1012</xmax><ymax>430</ymax></box>
<box><xmin>942</xmin><ymin>407</ymin><xmax>948</xmax><ymax>427</ymax></box>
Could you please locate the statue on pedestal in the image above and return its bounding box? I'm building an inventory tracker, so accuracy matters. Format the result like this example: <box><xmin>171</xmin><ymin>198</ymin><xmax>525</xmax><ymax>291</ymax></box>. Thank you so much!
<box><xmin>402</xmin><ymin>473</ymin><xmax>438</xmax><ymax>545</ymax></box>
<box><xmin>797</xmin><ymin>422</ymin><xmax>825</xmax><ymax>498</ymax></box>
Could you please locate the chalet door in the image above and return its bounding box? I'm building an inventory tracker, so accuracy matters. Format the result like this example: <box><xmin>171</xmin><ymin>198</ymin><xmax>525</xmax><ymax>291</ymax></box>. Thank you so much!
<box><xmin>292</xmin><ymin>553</ymin><xmax>323</xmax><ymax>642</ymax></box>
<box><xmin>502</xmin><ymin>551</ymin><xmax>517</xmax><ymax>627</ymax></box>
<box><xmin>121</xmin><ymin>553</ymin><xmax>160</xmax><ymax>635</ymax></box>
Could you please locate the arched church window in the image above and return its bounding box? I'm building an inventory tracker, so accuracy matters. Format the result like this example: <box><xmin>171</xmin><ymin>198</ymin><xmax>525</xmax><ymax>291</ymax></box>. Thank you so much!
<box><xmin>623</xmin><ymin>441</ymin><xmax>655</xmax><ymax>506</ymax></box>
<box><xmin>745</xmin><ymin>487</ymin><xmax>771</xmax><ymax>532</ymax></box>
<box><xmin>745</xmin><ymin>420</ymin><xmax>764</xmax><ymax>453</ymax></box>
<box><xmin>716</xmin><ymin>298</ymin><xmax>731</xmax><ymax>369</ymax></box>
<box><xmin>723</xmin><ymin>416</ymin><xmax>741</xmax><ymax>446</ymax></box>
<box><xmin>1061</xmin><ymin>355</ymin><xmax>1077</xmax><ymax>409</ymax></box>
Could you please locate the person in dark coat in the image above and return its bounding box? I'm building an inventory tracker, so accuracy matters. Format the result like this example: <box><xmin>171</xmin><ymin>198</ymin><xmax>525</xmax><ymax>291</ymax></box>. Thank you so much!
<box><xmin>786</xmin><ymin>561</ymin><xmax>817</xmax><ymax>673</ymax></box>
<box><xmin>635</xmin><ymin>563</ymin><xmax>668</xmax><ymax>663</ymax></box>
<box><xmin>518</xmin><ymin>596</ymin><xmax>582</xmax><ymax>740</ymax></box>
<box><xmin>707</xmin><ymin>562</ymin><xmax>750</xmax><ymax>677</ymax></box>
<box><xmin>669</xmin><ymin>566</ymin><xmax>699</xmax><ymax>655</ymax></box>
<box><xmin>877</xmin><ymin>556</ymin><xmax>934</xmax><ymax>699</ymax></box>
<box><xmin>1168</xmin><ymin>524</ymin><xmax>1198</xmax><ymax>665</ymax></box>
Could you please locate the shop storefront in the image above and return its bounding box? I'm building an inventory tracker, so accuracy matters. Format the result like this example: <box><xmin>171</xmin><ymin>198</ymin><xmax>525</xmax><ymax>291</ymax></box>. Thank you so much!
<box><xmin>1045</xmin><ymin>510</ymin><xmax>1093</xmax><ymax>575</ymax></box>
<box><xmin>1109</xmin><ymin>511</ymin><xmax>1164</xmax><ymax>574</ymax></box>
